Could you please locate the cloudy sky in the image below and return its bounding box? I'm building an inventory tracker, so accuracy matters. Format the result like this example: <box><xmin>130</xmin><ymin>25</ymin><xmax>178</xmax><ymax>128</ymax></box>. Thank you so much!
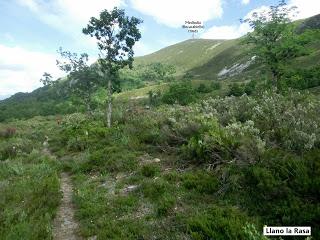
<box><xmin>0</xmin><ymin>0</ymin><xmax>319</xmax><ymax>99</ymax></box>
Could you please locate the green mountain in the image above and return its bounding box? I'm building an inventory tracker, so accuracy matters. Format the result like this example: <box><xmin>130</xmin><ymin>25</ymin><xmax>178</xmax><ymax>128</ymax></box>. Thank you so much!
<box><xmin>135</xmin><ymin>39</ymin><xmax>226</xmax><ymax>74</ymax></box>
<box><xmin>1</xmin><ymin>14</ymin><xmax>320</xmax><ymax>122</ymax></box>
<box><xmin>136</xmin><ymin>14</ymin><xmax>320</xmax><ymax>81</ymax></box>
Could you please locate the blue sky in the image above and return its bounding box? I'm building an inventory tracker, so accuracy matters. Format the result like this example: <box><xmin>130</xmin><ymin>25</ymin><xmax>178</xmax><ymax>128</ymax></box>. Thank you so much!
<box><xmin>0</xmin><ymin>0</ymin><xmax>319</xmax><ymax>99</ymax></box>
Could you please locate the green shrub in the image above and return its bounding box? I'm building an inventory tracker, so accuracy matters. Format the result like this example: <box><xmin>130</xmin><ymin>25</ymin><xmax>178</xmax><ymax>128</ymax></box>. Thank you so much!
<box><xmin>86</xmin><ymin>146</ymin><xmax>138</xmax><ymax>173</ymax></box>
<box><xmin>156</xmin><ymin>193</ymin><xmax>176</xmax><ymax>217</ymax></box>
<box><xmin>182</xmin><ymin>171</ymin><xmax>219</xmax><ymax>194</ymax></box>
<box><xmin>211</xmin><ymin>81</ymin><xmax>221</xmax><ymax>90</ymax></box>
<box><xmin>0</xmin><ymin>138</ymin><xmax>34</xmax><ymax>161</ymax></box>
<box><xmin>197</xmin><ymin>90</ymin><xmax>320</xmax><ymax>153</ymax></box>
<box><xmin>197</xmin><ymin>83</ymin><xmax>212</xmax><ymax>93</ymax></box>
<box><xmin>162</xmin><ymin>82</ymin><xmax>198</xmax><ymax>105</ymax></box>
<box><xmin>141</xmin><ymin>164</ymin><xmax>160</xmax><ymax>178</ymax></box>
<box><xmin>244</xmin><ymin>80</ymin><xmax>257</xmax><ymax>95</ymax></box>
<box><xmin>148</xmin><ymin>90</ymin><xmax>161</xmax><ymax>106</ymax></box>
<box><xmin>187</xmin><ymin>206</ymin><xmax>250</xmax><ymax>240</ymax></box>
<box><xmin>240</xmin><ymin>149</ymin><xmax>320</xmax><ymax>238</ymax></box>
<box><xmin>243</xmin><ymin>223</ymin><xmax>269</xmax><ymax>240</ymax></box>
<box><xmin>182</xmin><ymin>118</ymin><xmax>234</xmax><ymax>165</ymax></box>
<box><xmin>141</xmin><ymin>179</ymin><xmax>172</xmax><ymax>201</ymax></box>
<box><xmin>281</xmin><ymin>66</ymin><xmax>320</xmax><ymax>90</ymax></box>
<box><xmin>228</xmin><ymin>83</ymin><xmax>245</xmax><ymax>96</ymax></box>
<box><xmin>97</xmin><ymin>219</ymin><xmax>146</xmax><ymax>239</ymax></box>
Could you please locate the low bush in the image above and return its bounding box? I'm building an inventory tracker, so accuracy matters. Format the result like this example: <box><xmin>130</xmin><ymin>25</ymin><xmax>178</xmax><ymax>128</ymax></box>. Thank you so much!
<box><xmin>281</xmin><ymin>66</ymin><xmax>320</xmax><ymax>90</ymax></box>
<box><xmin>162</xmin><ymin>82</ymin><xmax>198</xmax><ymax>105</ymax></box>
<box><xmin>197</xmin><ymin>83</ymin><xmax>212</xmax><ymax>93</ymax></box>
<box><xmin>182</xmin><ymin>171</ymin><xmax>219</xmax><ymax>194</ymax></box>
<box><xmin>211</xmin><ymin>81</ymin><xmax>222</xmax><ymax>90</ymax></box>
<box><xmin>232</xmin><ymin>149</ymin><xmax>320</xmax><ymax>239</ymax></box>
<box><xmin>156</xmin><ymin>193</ymin><xmax>176</xmax><ymax>217</ymax></box>
<box><xmin>187</xmin><ymin>206</ymin><xmax>251</xmax><ymax>240</ymax></box>
<box><xmin>140</xmin><ymin>179</ymin><xmax>172</xmax><ymax>202</ymax></box>
<box><xmin>228</xmin><ymin>82</ymin><xmax>244</xmax><ymax>96</ymax></box>
<box><xmin>0</xmin><ymin>138</ymin><xmax>34</xmax><ymax>161</ymax></box>
<box><xmin>140</xmin><ymin>164</ymin><xmax>160</xmax><ymax>178</ymax></box>
<box><xmin>86</xmin><ymin>146</ymin><xmax>138</xmax><ymax>173</ymax></box>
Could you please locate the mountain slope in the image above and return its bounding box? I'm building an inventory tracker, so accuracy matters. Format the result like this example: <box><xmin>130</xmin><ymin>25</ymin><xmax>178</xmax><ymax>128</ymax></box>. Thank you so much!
<box><xmin>135</xmin><ymin>14</ymin><xmax>320</xmax><ymax>80</ymax></box>
<box><xmin>135</xmin><ymin>39</ymin><xmax>227</xmax><ymax>74</ymax></box>
<box><xmin>1</xmin><ymin>14</ymin><xmax>320</xmax><ymax>122</ymax></box>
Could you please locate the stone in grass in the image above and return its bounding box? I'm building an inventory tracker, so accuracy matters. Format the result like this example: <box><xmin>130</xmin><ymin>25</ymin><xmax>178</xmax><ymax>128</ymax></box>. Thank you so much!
<box><xmin>153</xmin><ymin>158</ymin><xmax>161</xmax><ymax>163</ymax></box>
<box><xmin>88</xmin><ymin>236</ymin><xmax>97</xmax><ymax>240</ymax></box>
<box><xmin>122</xmin><ymin>185</ymin><xmax>138</xmax><ymax>194</ymax></box>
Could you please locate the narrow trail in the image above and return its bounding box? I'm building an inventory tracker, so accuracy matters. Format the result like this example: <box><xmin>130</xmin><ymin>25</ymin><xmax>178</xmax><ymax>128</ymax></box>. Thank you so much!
<box><xmin>42</xmin><ymin>136</ymin><xmax>82</xmax><ymax>239</ymax></box>
<box><xmin>53</xmin><ymin>172</ymin><xmax>82</xmax><ymax>240</ymax></box>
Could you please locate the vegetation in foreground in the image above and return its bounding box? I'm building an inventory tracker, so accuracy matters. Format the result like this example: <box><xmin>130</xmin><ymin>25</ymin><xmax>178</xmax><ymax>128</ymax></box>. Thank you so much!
<box><xmin>0</xmin><ymin>117</ymin><xmax>61</xmax><ymax>239</ymax></box>
<box><xmin>46</xmin><ymin>88</ymin><xmax>318</xmax><ymax>240</ymax></box>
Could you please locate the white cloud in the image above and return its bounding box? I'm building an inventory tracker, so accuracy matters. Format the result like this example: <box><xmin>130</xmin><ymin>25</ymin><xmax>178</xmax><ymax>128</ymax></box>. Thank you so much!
<box><xmin>201</xmin><ymin>5</ymin><xmax>270</xmax><ymax>39</ymax></box>
<box><xmin>17</xmin><ymin>0</ymin><xmax>124</xmax><ymax>28</ymax></box>
<box><xmin>201</xmin><ymin>2</ymin><xmax>306</xmax><ymax>40</ymax></box>
<box><xmin>201</xmin><ymin>22</ymin><xmax>251</xmax><ymax>39</ymax></box>
<box><xmin>289</xmin><ymin>0</ymin><xmax>320</xmax><ymax>19</ymax></box>
<box><xmin>0</xmin><ymin>44</ymin><xmax>65</xmax><ymax>96</ymax></box>
<box><xmin>242</xmin><ymin>1</ymin><xmax>320</xmax><ymax>21</ymax></box>
<box><xmin>241</xmin><ymin>0</ymin><xmax>250</xmax><ymax>5</ymax></box>
<box><xmin>16</xmin><ymin>0</ymin><xmax>124</xmax><ymax>50</ymax></box>
<box><xmin>130</xmin><ymin>0</ymin><xmax>223</xmax><ymax>28</ymax></box>
<box><xmin>133</xmin><ymin>41</ymin><xmax>155</xmax><ymax>56</ymax></box>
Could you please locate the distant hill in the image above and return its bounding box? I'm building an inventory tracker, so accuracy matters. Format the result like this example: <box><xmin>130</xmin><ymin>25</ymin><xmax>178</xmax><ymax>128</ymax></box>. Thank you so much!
<box><xmin>296</xmin><ymin>14</ymin><xmax>320</xmax><ymax>33</ymax></box>
<box><xmin>135</xmin><ymin>14</ymin><xmax>320</xmax><ymax>80</ymax></box>
<box><xmin>135</xmin><ymin>39</ymin><xmax>226</xmax><ymax>74</ymax></box>
<box><xmin>1</xmin><ymin>14</ymin><xmax>320</xmax><ymax>121</ymax></box>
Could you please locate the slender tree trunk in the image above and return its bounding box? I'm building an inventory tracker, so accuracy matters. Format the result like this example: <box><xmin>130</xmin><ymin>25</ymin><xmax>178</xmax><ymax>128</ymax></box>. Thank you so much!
<box><xmin>106</xmin><ymin>78</ymin><xmax>112</xmax><ymax>128</ymax></box>
<box><xmin>85</xmin><ymin>93</ymin><xmax>92</xmax><ymax>117</ymax></box>
<box><xmin>86</xmin><ymin>103</ymin><xmax>92</xmax><ymax>117</ymax></box>
<box><xmin>271</xmin><ymin>69</ymin><xmax>278</xmax><ymax>86</ymax></box>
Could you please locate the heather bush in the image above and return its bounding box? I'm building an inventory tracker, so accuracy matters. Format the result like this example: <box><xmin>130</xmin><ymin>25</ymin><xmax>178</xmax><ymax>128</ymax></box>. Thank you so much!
<box><xmin>225</xmin><ymin>120</ymin><xmax>265</xmax><ymax>163</ymax></box>
<box><xmin>229</xmin><ymin>149</ymin><xmax>320</xmax><ymax>239</ymax></box>
<box><xmin>182</xmin><ymin>118</ymin><xmax>234</xmax><ymax>165</ymax></box>
<box><xmin>198</xmin><ymin>94</ymin><xmax>257</xmax><ymax>125</ymax></box>
<box><xmin>181</xmin><ymin>171</ymin><xmax>219</xmax><ymax>194</ymax></box>
<box><xmin>196</xmin><ymin>90</ymin><xmax>320</xmax><ymax>153</ymax></box>
<box><xmin>251</xmin><ymin>90</ymin><xmax>319</xmax><ymax>152</ymax></box>
<box><xmin>0</xmin><ymin>138</ymin><xmax>34</xmax><ymax>161</ymax></box>
<box><xmin>187</xmin><ymin>206</ymin><xmax>250</xmax><ymax>240</ymax></box>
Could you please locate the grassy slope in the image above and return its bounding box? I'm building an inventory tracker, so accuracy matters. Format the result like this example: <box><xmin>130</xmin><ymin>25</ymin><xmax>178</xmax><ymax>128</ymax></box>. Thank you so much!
<box><xmin>135</xmin><ymin>39</ymin><xmax>226</xmax><ymax>75</ymax></box>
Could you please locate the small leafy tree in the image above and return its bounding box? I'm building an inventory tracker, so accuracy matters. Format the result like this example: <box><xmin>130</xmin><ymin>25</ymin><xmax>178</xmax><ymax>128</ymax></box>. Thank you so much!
<box><xmin>241</xmin><ymin>0</ymin><xmax>311</xmax><ymax>85</ymax></box>
<box><xmin>40</xmin><ymin>72</ymin><xmax>54</xmax><ymax>86</ymax></box>
<box><xmin>162</xmin><ymin>82</ymin><xmax>198</xmax><ymax>105</ymax></box>
<box><xmin>83</xmin><ymin>7</ymin><xmax>142</xmax><ymax>127</ymax></box>
<box><xmin>56</xmin><ymin>48</ymin><xmax>101</xmax><ymax>115</ymax></box>
<box><xmin>148</xmin><ymin>62</ymin><xmax>176</xmax><ymax>82</ymax></box>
